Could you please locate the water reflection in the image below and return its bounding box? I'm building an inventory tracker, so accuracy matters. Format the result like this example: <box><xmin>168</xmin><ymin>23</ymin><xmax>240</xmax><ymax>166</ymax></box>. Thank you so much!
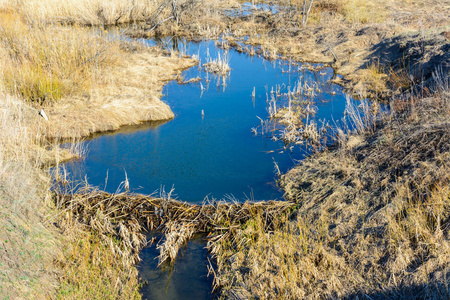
<box><xmin>62</xmin><ymin>38</ymin><xmax>349</xmax><ymax>202</ymax></box>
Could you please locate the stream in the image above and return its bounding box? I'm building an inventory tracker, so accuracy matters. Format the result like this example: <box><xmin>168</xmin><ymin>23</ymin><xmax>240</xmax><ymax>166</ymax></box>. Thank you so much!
<box><xmin>62</xmin><ymin>37</ymin><xmax>353</xmax><ymax>299</ymax></box>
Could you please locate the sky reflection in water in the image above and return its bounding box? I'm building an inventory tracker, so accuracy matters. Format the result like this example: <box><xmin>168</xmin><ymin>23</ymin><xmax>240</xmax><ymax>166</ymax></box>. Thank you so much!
<box><xmin>63</xmin><ymin>39</ymin><xmax>348</xmax><ymax>203</ymax></box>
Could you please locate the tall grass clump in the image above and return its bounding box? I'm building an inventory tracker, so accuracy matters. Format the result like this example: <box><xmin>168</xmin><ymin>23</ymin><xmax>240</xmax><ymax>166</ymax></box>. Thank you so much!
<box><xmin>0</xmin><ymin>9</ymin><xmax>118</xmax><ymax>104</ymax></box>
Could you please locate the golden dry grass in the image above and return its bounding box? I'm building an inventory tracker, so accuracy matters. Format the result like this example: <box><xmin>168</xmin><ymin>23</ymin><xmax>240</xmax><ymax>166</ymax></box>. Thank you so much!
<box><xmin>0</xmin><ymin>11</ymin><xmax>116</xmax><ymax>104</ymax></box>
<box><xmin>0</xmin><ymin>3</ymin><xmax>197</xmax><ymax>299</ymax></box>
<box><xmin>0</xmin><ymin>7</ymin><xmax>197</xmax><ymax>139</ymax></box>
<box><xmin>125</xmin><ymin>0</ymin><xmax>449</xmax><ymax>99</ymax></box>
<box><xmin>0</xmin><ymin>0</ymin><xmax>158</xmax><ymax>25</ymax></box>
<box><xmin>40</xmin><ymin>47</ymin><xmax>196</xmax><ymax>139</ymax></box>
<box><xmin>0</xmin><ymin>1</ymin><xmax>449</xmax><ymax>299</ymax></box>
<box><xmin>55</xmin><ymin>231</ymin><xmax>142</xmax><ymax>300</ymax></box>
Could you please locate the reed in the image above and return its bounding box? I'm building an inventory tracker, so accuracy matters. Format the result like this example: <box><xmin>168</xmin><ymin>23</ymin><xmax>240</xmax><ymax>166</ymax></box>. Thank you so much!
<box><xmin>203</xmin><ymin>50</ymin><xmax>231</xmax><ymax>75</ymax></box>
<box><xmin>257</xmin><ymin>78</ymin><xmax>328</xmax><ymax>147</ymax></box>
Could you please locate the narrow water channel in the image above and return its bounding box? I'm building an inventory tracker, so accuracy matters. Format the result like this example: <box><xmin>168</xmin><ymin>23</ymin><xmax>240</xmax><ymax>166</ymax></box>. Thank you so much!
<box><xmin>139</xmin><ymin>235</ymin><xmax>214</xmax><ymax>300</ymax></box>
<box><xmin>62</xmin><ymin>37</ymin><xmax>352</xmax><ymax>299</ymax></box>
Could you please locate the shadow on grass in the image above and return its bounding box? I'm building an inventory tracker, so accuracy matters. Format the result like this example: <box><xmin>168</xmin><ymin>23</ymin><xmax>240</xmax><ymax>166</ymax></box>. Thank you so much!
<box><xmin>345</xmin><ymin>280</ymin><xmax>450</xmax><ymax>300</ymax></box>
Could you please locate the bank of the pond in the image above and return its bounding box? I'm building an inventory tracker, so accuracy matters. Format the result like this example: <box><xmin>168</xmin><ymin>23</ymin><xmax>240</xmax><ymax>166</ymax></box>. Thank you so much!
<box><xmin>62</xmin><ymin>38</ymin><xmax>351</xmax><ymax>203</ymax></box>
<box><xmin>0</xmin><ymin>5</ymin><xmax>196</xmax><ymax>299</ymax></box>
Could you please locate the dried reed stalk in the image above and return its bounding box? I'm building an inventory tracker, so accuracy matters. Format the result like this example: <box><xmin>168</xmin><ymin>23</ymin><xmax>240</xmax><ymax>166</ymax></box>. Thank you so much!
<box><xmin>55</xmin><ymin>188</ymin><xmax>296</xmax><ymax>265</ymax></box>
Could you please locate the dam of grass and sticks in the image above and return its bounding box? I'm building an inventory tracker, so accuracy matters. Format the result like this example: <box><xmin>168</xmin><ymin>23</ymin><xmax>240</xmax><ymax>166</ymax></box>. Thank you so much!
<box><xmin>0</xmin><ymin>1</ymin><xmax>449</xmax><ymax>299</ymax></box>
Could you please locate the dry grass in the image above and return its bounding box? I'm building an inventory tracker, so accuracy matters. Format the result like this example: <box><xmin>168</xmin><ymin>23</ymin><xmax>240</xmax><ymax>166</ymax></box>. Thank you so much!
<box><xmin>39</xmin><ymin>46</ymin><xmax>196</xmax><ymax>139</ymax></box>
<box><xmin>125</xmin><ymin>0</ymin><xmax>449</xmax><ymax>99</ymax></box>
<box><xmin>255</xmin><ymin>79</ymin><xmax>329</xmax><ymax>147</ymax></box>
<box><xmin>54</xmin><ymin>186</ymin><xmax>295</xmax><ymax>264</ymax></box>
<box><xmin>0</xmin><ymin>8</ymin><xmax>197</xmax><ymax>139</ymax></box>
<box><xmin>203</xmin><ymin>51</ymin><xmax>231</xmax><ymax>75</ymax></box>
<box><xmin>235</xmin><ymin>83</ymin><xmax>450</xmax><ymax>298</ymax></box>
<box><xmin>53</xmin><ymin>189</ymin><xmax>147</xmax><ymax>299</ymax></box>
<box><xmin>0</xmin><ymin>1</ymin><xmax>448</xmax><ymax>299</ymax></box>
<box><xmin>55</xmin><ymin>231</ymin><xmax>142</xmax><ymax>300</ymax></box>
<box><xmin>0</xmin><ymin>0</ymin><xmax>158</xmax><ymax>26</ymax></box>
<box><xmin>0</xmin><ymin>3</ymin><xmax>198</xmax><ymax>299</ymax></box>
<box><xmin>0</xmin><ymin>10</ymin><xmax>117</xmax><ymax>104</ymax></box>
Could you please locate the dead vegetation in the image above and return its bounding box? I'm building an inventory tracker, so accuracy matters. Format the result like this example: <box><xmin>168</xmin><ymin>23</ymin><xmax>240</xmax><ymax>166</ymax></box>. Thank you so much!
<box><xmin>203</xmin><ymin>51</ymin><xmax>231</xmax><ymax>75</ymax></box>
<box><xmin>54</xmin><ymin>187</ymin><xmax>295</xmax><ymax>265</ymax></box>
<box><xmin>0</xmin><ymin>0</ymin><xmax>159</xmax><ymax>26</ymax></box>
<box><xmin>0</xmin><ymin>6</ymin><xmax>197</xmax><ymax>139</ymax></box>
<box><xmin>210</xmin><ymin>74</ymin><xmax>450</xmax><ymax>298</ymax></box>
<box><xmin>256</xmin><ymin>79</ymin><xmax>327</xmax><ymax>147</ymax></box>
<box><xmin>0</xmin><ymin>2</ymin><xmax>197</xmax><ymax>299</ymax></box>
<box><xmin>122</xmin><ymin>0</ymin><xmax>450</xmax><ymax>99</ymax></box>
<box><xmin>39</xmin><ymin>46</ymin><xmax>196</xmax><ymax>139</ymax></box>
<box><xmin>0</xmin><ymin>93</ymin><xmax>67</xmax><ymax>299</ymax></box>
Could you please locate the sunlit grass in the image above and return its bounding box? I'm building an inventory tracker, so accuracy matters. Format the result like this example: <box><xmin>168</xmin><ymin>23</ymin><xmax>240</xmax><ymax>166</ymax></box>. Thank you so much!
<box><xmin>56</xmin><ymin>232</ymin><xmax>141</xmax><ymax>300</ymax></box>
<box><xmin>0</xmin><ymin>11</ymin><xmax>118</xmax><ymax>103</ymax></box>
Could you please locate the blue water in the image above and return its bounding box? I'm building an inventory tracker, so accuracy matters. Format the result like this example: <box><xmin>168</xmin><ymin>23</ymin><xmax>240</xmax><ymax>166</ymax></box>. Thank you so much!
<box><xmin>63</xmin><ymin>39</ymin><xmax>348</xmax><ymax>203</ymax></box>
<box><xmin>224</xmin><ymin>2</ymin><xmax>279</xmax><ymax>17</ymax></box>
<box><xmin>59</xmin><ymin>37</ymin><xmax>353</xmax><ymax>300</ymax></box>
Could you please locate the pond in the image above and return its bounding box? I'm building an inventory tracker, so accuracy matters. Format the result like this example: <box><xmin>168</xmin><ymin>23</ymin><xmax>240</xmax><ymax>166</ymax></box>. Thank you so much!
<box><xmin>63</xmin><ymin>38</ymin><xmax>347</xmax><ymax>203</ymax></box>
<box><xmin>61</xmin><ymin>36</ymin><xmax>352</xmax><ymax>299</ymax></box>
